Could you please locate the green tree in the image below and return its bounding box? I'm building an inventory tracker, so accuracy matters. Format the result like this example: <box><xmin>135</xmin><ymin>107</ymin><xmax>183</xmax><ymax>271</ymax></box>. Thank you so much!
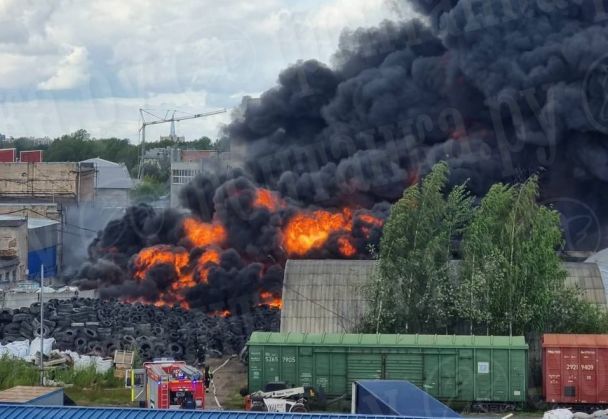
<box><xmin>365</xmin><ymin>162</ymin><xmax>473</xmax><ymax>333</ymax></box>
<box><xmin>190</xmin><ymin>136</ymin><xmax>212</xmax><ymax>150</ymax></box>
<box><xmin>45</xmin><ymin>129</ymin><xmax>96</xmax><ymax>162</ymax></box>
<box><xmin>130</xmin><ymin>177</ymin><xmax>167</xmax><ymax>203</ymax></box>
<box><xmin>364</xmin><ymin>167</ymin><xmax>607</xmax><ymax>336</ymax></box>
<box><xmin>460</xmin><ymin>177</ymin><xmax>566</xmax><ymax>335</ymax></box>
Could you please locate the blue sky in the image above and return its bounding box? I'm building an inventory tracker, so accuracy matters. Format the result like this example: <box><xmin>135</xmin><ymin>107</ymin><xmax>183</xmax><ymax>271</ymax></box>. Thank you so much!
<box><xmin>0</xmin><ymin>0</ymin><xmax>398</xmax><ymax>142</ymax></box>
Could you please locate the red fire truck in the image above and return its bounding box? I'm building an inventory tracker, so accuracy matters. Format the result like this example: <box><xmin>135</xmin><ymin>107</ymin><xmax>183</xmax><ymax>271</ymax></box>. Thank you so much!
<box><xmin>143</xmin><ymin>358</ymin><xmax>205</xmax><ymax>409</ymax></box>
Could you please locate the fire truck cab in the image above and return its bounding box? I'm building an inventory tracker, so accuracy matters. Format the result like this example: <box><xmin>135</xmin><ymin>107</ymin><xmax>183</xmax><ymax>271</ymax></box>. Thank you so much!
<box><xmin>143</xmin><ymin>358</ymin><xmax>205</xmax><ymax>410</ymax></box>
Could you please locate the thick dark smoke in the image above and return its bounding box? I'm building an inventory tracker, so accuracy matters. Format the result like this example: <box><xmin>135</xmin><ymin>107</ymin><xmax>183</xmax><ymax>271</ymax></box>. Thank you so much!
<box><xmin>80</xmin><ymin>0</ymin><xmax>608</xmax><ymax>309</ymax></box>
<box><xmin>224</xmin><ymin>0</ymin><xmax>608</xmax><ymax>250</ymax></box>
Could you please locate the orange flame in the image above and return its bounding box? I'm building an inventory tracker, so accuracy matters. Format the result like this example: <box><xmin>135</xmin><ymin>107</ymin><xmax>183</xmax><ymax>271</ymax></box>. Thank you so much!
<box><xmin>132</xmin><ymin>245</ymin><xmax>189</xmax><ymax>281</ymax></box>
<box><xmin>282</xmin><ymin>208</ymin><xmax>352</xmax><ymax>256</ymax></box>
<box><xmin>338</xmin><ymin>237</ymin><xmax>356</xmax><ymax>257</ymax></box>
<box><xmin>254</xmin><ymin>188</ymin><xmax>283</xmax><ymax>212</ymax></box>
<box><xmin>359</xmin><ymin>214</ymin><xmax>383</xmax><ymax>228</ymax></box>
<box><xmin>358</xmin><ymin>214</ymin><xmax>384</xmax><ymax>239</ymax></box>
<box><xmin>260</xmin><ymin>291</ymin><xmax>283</xmax><ymax>309</ymax></box>
<box><xmin>210</xmin><ymin>309</ymin><xmax>232</xmax><ymax>318</ymax></box>
<box><xmin>196</xmin><ymin>248</ymin><xmax>221</xmax><ymax>283</ymax></box>
<box><xmin>183</xmin><ymin>217</ymin><xmax>226</xmax><ymax>248</ymax></box>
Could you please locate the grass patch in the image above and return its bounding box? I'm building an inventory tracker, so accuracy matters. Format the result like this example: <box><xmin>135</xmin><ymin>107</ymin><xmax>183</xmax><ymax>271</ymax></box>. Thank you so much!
<box><xmin>0</xmin><ymin>355</ymin><xmax>132</xmax><ymax>406</ymax></box>
<box><xmin>0</xmin><ymin>355</ymin><xmax>39</xmax><ymax>389</ymax></box>
<box><xmin>64</xmin><ymin>387</ymin><xmax>133</xmax><ymax>407</ymax></box>
<box><xmin>52</xmin><ymin>366</ymin><xmax>121</xmax><ymax>389</ymax></box>
<box><xmin>223</xmin><ymin>391</ymin><xmax>245</xmax><ymax>410</ymax></box>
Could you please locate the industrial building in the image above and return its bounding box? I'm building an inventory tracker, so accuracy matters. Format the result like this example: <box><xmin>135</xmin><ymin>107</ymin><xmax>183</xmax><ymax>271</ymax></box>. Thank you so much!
<box><xmin>0</xmin><ymin>218</ymin><xmax>27</xmax><ymax>286</ymax></box>
<box><xmin>280</xmin><ymin>259</ymin><xmax>375</xmax><ymax>334</ymax></box>
<box><xmin>170</xmin><ymin>149</ymin><xmax>232</xmax><ymax>207</ymax></box>
<box><xmin>0</xmin><ymin>215</ymin><xmax>59</xmax><ymax>286</ymax></box>
<box><xmin>0</xmin><ymin>202</ymin><xmax>61</xmax><ymax>221</ymax></box>
<box><xmin>280</xmin><ymin>259</ymin><xmax>608</xmax><ymax>334</ymax></box>
<box><xmin>80</xmin><ymin>158</ymin><xmax>135</xmax><ymax>207</ymax></box>
<box><xmin>0</xmin><ymin>162</ymin><xmax>95</xmax><ymax>204</ymax></box>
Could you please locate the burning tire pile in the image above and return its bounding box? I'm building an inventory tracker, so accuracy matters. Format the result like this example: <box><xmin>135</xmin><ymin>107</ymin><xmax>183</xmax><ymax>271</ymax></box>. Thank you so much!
<box><xmin>0</xmin><ymin>298</ymin><xmax>280</xmax><ymax>363</ymax></box>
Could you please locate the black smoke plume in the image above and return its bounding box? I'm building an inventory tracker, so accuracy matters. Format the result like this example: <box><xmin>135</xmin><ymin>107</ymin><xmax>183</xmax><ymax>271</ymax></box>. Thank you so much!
<box><xmin>80</xmin><ymin>0</ymin><xmax>608</xmax><ymax>310</ymax></box>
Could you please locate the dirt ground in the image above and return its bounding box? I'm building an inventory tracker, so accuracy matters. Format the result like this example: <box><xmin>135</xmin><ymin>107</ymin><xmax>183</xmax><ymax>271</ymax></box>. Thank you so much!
<box><xmin>205</xmin><ymin>355</ymin><xmax>247</xmax><ymax>410</ymax></box>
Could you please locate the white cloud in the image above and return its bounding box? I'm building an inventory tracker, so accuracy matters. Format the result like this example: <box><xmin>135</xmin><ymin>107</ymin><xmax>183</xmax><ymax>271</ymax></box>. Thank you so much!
<box><xmin>0</xmin><ymin>0</ymin><xmax>397</xmax><ymax>139</ymax></box>
<box><xmin>38</xmin><ymin>46</ymin><xmax>90</xmax><ymax>90</ymax></box>
<box><xmin>0</xmin><ymin>91</ymin><xmax>232</xmax><ymax>141</ymax></box>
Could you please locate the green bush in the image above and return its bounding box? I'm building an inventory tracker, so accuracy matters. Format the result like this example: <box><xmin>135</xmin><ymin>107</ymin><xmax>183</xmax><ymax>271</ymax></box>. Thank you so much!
<box><xmin>0</xmin><ymin>356</ymin><xmax>39</xmax><ymax>389</ymax></box>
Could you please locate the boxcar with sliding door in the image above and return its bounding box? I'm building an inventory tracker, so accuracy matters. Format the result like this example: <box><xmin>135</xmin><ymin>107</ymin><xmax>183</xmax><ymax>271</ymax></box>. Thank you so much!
<box><xmin>247</xmin><ymin>332</ymin><xmax>528</xmax><ymax>407</ymax></box>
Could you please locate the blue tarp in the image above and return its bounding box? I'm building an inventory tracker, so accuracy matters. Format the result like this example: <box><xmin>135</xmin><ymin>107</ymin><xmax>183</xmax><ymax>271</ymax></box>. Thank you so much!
<box><xmin>354</xmin><ymin>380</ymin><xmax>461</xmax><ymax>418</ymax></box>
<box><xmin>0</xmin><ymin>405</ymin><xmax>456</xmax><ymax>419</ymax></box>
<box><xmin>28</xmin><ymin>247</ymin><xmax>57</xmax><ymax>280</ymax></box>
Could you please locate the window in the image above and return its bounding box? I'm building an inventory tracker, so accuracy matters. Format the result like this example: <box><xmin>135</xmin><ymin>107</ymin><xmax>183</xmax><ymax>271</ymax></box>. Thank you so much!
<box><xmin>172</xmin><ymin>168</ymin><xmax>200</xmax><ymax>184</ymax></box>
<box><xmin>12</xmin><ymin>270</ymin><xmax>16</xmax><ymax>282</ymax></box>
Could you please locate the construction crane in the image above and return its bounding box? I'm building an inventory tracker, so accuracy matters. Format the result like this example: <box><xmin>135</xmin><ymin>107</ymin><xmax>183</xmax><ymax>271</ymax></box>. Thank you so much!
<box><xmin>137</xmin><ymin>108</ymin><xmax>227</xmax><ymax>180</ymax></box>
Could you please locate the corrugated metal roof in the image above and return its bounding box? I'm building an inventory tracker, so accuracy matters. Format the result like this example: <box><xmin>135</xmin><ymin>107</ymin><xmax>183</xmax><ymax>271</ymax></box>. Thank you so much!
<box><xmin>0</xmin><ymin>405</ymin><xmax>444</xmax><ymax>419</ymax></box>
<box><xmin>0</xmin><ymin>386</ymin><xmax>62</xmax><ymax>403</ymax></box>
<box><xmin>280</xmin><ymin>259</ymin><xmax>374</xmax><ymax>334</ymax></box>
<box><xmin>249</xmin><ymin>332</ymin><xmax>528</xmax><ymax>349</ymax></box>
<box><xmin>281</xmin><ymin>260</ymin><xmax>608</xmax><ymax>334</ymax></box>
<box><xmin>81</xmin><ymin>158</ymin><xmax>134</xmax><ymax>189</ymax></box>
<box><xmin>564</xmin><ymin>262</ymin><xmax>607</xmax><ymax>308</ymax></box>
<box><xmin>543</xmin><ymin>333</ymin><xmax>608</xmax><ymax>348</ymax></box>
<box><xmin>0</xmin><ymin>215</ymin><xmax>59</xmax><ymax>229</ymax></box>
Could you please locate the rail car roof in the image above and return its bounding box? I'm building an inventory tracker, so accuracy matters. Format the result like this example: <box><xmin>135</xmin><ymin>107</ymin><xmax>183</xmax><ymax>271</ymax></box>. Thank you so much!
<box><xmin>248</xmin><ymin>332</ymin><xmax>528</xmax><ymax>349</ymax></box>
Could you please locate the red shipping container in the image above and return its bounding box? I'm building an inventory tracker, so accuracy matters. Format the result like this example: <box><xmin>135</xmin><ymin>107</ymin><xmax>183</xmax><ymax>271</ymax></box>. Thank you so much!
<box><xmin>543</xmin><ymin>334</ymin><xmax>608</xmax><ymax>405</ymax></box>
<box><xmin>20</xmin><ymin>150</ymin><xmax>43</xmax><ymax>163</ymax></box>
<box><xmin>0</xmin><ymin>148</ymin><xmax>15</xmax><ymax>162</ymax></box>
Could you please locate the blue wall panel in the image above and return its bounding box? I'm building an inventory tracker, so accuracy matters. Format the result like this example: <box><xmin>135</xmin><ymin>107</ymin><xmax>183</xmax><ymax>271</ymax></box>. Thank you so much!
<box><xmin>28</xmin><ymin>246</ymin><xmax>57</xmax><ymax>280</ymax></box>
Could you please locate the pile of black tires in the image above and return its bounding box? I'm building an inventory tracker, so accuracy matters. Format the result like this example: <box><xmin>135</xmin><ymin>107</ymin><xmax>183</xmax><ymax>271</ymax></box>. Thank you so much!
<box><xmin>0</xmin><ymin>298</ymin><xmax>280</xmax><ymax>364</ymax></box>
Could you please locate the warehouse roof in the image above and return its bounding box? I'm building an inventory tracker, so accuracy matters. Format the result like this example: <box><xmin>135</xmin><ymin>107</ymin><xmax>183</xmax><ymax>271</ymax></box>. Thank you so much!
<box><xmin>249</xmin><ymin>332</ymin><xmax>528</xmax><ymax>349</ymax></box>
<box><xmin>0</xmin><ymin>215</ymin><xmax>58</xmax><ymax>229</ymax></box>
<box><xmin>0</xmin><ymin>405</ymin><xmax>449</xmax><ymax>419</ymax></box>
<box><xmin>280</xmin><ymin>259</ymin><xmax>375</xmax><ymax>334</ymax></box>
<box><xmin>281</xmin><ymin>259</ymin><xmax>608</xmax><ymax>334</ymax></box>
<box><xmin>563</xmin><ymin>262</ymin><xmax>607</xmax><ymax>308</ymax></box>
<box><xmin>0</xmin><ymin>386</ymin><xmax>62</xmax><ymax>404</ymax></box>
<box><xmin>81</xmin><ymin>157</ymin><xmax>134</xmax><ymax>190</ymax></box>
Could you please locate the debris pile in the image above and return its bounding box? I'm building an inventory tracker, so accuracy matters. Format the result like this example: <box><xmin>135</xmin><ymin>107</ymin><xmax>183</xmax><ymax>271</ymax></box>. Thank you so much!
<box><xmin>0</xmin><ymin>298</ymin><xmax>280</xmax><ymax>364</ymax></box>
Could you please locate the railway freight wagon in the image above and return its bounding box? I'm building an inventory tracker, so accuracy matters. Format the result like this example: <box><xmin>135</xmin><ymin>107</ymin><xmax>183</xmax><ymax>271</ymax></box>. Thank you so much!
<box><xmin>543</xmin><ymin>334</ymin><xmax>608</xmax><ymax>406</ymax></box>
<box><xmin>248</xmin><ymin>332</ymin><xmax>528</xmax><ymax>407</ymax></box>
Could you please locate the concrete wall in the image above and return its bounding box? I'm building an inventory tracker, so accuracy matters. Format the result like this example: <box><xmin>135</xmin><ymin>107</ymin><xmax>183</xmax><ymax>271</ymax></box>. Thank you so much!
<box><xmin>0</xmin><ymin>258</ymin><xmax>19</xmax><ymax>286</ymax></box>
<box><xmin>0</xmin><ymin>203</ymin><xmax>61</xmax><ymax>222</ymax></box>
<box><xmin>0</xmin><ymin>162</ymin><xmax>95</xmax><ymax>203</ymax></box>
<box><xmin>0</xmin><ymin>289</ymin><xmax>97</xmax><ymax>310</ymax></box>
<box><xmin>0</xmin><ymin>220</ymin><xmax>27</xmax><ymax>282</ymax></box>
<box><xmin>95</xmin><ymin>188</ymin><xmax>130</xmax><ymax>207</ymax></box>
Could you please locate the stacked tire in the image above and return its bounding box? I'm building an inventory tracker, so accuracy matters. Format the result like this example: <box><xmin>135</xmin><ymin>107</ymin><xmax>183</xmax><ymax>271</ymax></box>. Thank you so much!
<box><xmin>0</xmin><ymin>298</ymin><xmax>280</xmax><ymax>364</ymax></box>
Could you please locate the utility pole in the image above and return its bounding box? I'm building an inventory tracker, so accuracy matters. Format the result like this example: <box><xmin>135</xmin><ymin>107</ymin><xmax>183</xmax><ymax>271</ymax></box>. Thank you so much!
<box><xmin>39</xmin><ymin>264</ymin><xmax>44</xmax><ymax>386</ymax></box>
<box><xmin>137</xmin><ymin>108</ymin><xmax>227</xmax><ymax>180</ymax></box>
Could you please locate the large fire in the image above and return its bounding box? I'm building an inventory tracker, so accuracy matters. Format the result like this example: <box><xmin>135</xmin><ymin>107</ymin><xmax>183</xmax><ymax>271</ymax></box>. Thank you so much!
<box><xmin>126</xmin><ymin>187</ymin><xmax>384</xmax><ymax>312</ymax></box>
<box><xmin>183</xmin><ymin>217</ymin><xmax>226</xmax><ymax>248</ymax></box>
<box><xmin>282</xmin><ymin>208</ymin><xmax>353</xmax><ymax>256</ymax></box>
<box><xmin>254</xmin><ymin>188</ymin><xmax>284</xmax><ymax>212</ymax></box>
